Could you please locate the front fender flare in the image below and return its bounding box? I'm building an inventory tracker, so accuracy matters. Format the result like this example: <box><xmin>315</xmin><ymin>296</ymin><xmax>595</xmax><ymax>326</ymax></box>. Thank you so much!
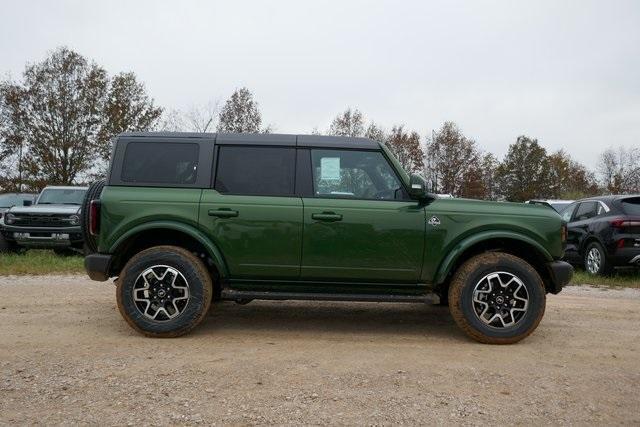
<box><xmin>109</xmin><ymin>221</ymin><xmax>229</xmax><ymax>278</ymax></box>
<box><xmin>435</xmin><ymin>230</ymin><xmax>553</xmax><ymax>285</ymax></box>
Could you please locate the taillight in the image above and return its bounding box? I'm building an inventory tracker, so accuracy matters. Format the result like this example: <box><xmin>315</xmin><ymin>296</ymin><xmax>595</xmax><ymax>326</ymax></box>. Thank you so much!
<box><xmin>610</xmin><ymin>218</ymin><xmax>640</xmax><ymax>228</ymax></box>
<box><xmin>89</xmin><ymin>200</ymin><xmax>100</xmax><ymax>236</ymax></box>
<box><xmin>561</xmin><ymin>224</ymin><xmax>567</xmax><ymax>243</ymax></box>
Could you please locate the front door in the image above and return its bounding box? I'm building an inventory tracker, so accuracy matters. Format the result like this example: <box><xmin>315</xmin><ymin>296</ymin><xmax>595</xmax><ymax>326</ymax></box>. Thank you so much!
<box><xmin>199</xmin><ymin>145</ymin><xmax>302</xmax><ymax>280</ymax></box>
<box><xmin>565</xmin><ymin>201</ymin><xmax>598</xmax><ymax>263</ymax></box>
<box><xmin>300</xmin><ymin>149</ymin><xmax>425</xmax><ymax>283</ymax></box>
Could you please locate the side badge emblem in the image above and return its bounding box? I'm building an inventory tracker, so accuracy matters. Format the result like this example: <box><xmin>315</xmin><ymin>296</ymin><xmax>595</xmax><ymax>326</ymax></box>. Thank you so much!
<box><xmin>428</xmin><ymin>216</ymin><xmax>441</xmax><ymax>227</ymax></box>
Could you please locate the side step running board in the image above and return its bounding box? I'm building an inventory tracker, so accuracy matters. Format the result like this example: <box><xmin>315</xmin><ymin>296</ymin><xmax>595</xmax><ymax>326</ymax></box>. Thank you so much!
<box><xmin>220</xmin><ymin>289</ymin><xmax>439</xmax><ymax>304</ymax></box>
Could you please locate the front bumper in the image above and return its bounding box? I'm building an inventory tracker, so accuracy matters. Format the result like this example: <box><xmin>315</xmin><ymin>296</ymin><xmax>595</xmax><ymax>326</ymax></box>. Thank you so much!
<box><xmin>85</xmin><ymin>253</ymin><xmax>113</xmax><ymax>282</ymax></box>
<box><xmin>1</xmin><ymin>225</ymin><xmax>83</xmax><ymax>248</ymax></box>
<box><xmin>545</xmin><ymin>260</ymin><xmax>573</xmax><ymax>294</ymax></box>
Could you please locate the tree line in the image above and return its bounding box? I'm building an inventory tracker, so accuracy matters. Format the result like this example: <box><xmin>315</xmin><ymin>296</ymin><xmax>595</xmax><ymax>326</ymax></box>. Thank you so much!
<box><xmin>1</xmin><ymin>47</ymin><xmax>638</xmax><ymax>200</ymax></box>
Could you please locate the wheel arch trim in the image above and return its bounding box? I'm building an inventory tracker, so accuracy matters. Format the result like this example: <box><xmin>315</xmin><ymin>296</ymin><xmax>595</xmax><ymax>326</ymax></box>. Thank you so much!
<box><xmin>579</xmin><ymin>234</ymin><xmax>607</xmax><ymax>255</ymax></box>
<box><xmin>108</xmin><ymin>221</ymin><xmax>229</xmax><ymax>278</ymax></box>
<box><xmin>435</xmin><ymin>231</ymin><xmax>553</xmax><ymax>285</ymax></box>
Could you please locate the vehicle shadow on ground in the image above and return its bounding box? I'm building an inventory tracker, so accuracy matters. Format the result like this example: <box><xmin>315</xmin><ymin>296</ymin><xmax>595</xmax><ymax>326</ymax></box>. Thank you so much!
<box><xmin>198</xmin><ymin>300</ymin><xmax>464</xmax><ymax>341</ymax></box>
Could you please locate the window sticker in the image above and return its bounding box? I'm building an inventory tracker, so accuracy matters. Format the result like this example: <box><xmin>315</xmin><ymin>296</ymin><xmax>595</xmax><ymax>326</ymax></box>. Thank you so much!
<box><xmin>320</xmin><ymin>157</ymin><xmax>341</xmax><ymax>180</ymax></box>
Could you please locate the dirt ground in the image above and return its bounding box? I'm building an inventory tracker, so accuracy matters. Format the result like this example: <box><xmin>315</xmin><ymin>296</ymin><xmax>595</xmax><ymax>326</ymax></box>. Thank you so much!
<box><xmin>1</xmin><ymin>276</ymin><xmax>639</xmax><ymax>425</ymax></box>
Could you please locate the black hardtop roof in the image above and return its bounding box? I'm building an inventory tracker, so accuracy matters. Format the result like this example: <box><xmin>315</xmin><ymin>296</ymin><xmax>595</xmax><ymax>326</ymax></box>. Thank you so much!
<box><xmin>118</xmin><ymin>132</ymin><xmax>381</xmax><ymax>149</ymax></box>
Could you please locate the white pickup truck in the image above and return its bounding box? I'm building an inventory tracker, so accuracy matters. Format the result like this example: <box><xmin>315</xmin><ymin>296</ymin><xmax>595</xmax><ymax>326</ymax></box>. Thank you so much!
<box><xmin>0</xmin><ymin>186</ymin><xmax>87</xmax><ymax>254</ymax></box>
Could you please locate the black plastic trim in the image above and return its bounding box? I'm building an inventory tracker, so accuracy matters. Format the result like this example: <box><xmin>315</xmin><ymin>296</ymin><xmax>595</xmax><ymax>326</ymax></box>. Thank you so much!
<box><xmin>545</xmin><ymin>260</ymin><xmax>573</xmax><ymax>294</ymax></box>
<box><xmin>221</xmin><ymin>289</ymin><xmax>434</xmax><ymax>303</ymax></box>
<box><xmin>84</xmin><ymin>254</ymin><xmax>113</xmax><ymax>282</ymax></box>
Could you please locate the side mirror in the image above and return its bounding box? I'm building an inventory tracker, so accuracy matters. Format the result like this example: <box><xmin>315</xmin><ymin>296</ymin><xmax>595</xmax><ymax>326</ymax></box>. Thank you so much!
<box><xmin>408</xmin><ymin>174</ymin><xmax>428</xmax><ymax>199</ymax></box>
<box><xmin>23</xmin><ymin>200</ymin><xmax>32</xmax><ymax>206</ymax></box>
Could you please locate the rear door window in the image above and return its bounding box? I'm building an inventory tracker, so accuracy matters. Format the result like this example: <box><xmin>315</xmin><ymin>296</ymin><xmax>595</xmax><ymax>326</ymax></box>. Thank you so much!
<box><xmin>573</xmin><ymin>201</ymin><xmax>598</xmax><ymax>221</ymax></box>
<box><xmin>214</xmin><ymin>146</ymin><xmax>296</xmax><ymax>196</ymax></box>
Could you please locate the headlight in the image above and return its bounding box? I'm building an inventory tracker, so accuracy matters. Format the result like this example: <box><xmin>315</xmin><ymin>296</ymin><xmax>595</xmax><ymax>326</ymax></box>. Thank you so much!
<box><xmin>5</xmin><ymin>213</ymin><xmax>16</xmax><ymax>224</ymax></box>
<box><xmin>69</xmin><ymin>214</ymin><xmax>80</xmax><ymax>225</ymax></box>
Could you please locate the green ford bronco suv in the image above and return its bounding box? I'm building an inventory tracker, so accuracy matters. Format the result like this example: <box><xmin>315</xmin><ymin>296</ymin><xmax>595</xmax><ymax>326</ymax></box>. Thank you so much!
<box><xmin>83</xmin><ymin>132</ymin><xmax>572</xmax><ymax>343</ymax></box>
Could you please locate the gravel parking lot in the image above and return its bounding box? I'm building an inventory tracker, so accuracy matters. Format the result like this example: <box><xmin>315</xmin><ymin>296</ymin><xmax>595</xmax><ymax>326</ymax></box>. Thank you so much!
<box><xmin>1</xmin><ymin>275</ymin><xmax>639</xmax><ymax>425</ymax></box>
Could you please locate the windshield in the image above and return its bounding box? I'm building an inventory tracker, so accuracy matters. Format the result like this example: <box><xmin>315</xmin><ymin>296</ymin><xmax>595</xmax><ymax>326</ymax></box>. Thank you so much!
<box><xmin>0</xmin><ymin>194</ymin><xmax>33</xmax><ymax>208</ymax></box>
<box><xmin>37</xmin><ymin>188</ymin><xmax>86</xmax><ymax>205</ymax></box>
<box><xmin>549</xmin><ymin>202</ymin><xmax>571</xmax><ymax>212</ymax></box>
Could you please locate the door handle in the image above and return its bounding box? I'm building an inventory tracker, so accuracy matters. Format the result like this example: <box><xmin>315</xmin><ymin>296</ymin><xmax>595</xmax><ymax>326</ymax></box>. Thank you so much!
<box><xmin>208</xmin><ymin>209</ymin><xmax>239</xmax><ymax>218</ymax></box>
<box><xmin>311</xmin><ymin>212</ymin><xmax>343</xmax><ymax>222</ymax></box>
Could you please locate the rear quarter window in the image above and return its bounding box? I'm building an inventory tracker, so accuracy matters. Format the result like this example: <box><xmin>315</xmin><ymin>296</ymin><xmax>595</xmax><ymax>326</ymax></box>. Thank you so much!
<box><xmin>621</xmin><ymin>197</ymin><xmax>640</xmax><ymax>215</ymax></box>
<box><xmin>121</xmin><ymin>142</ymin><xmax>199</xmax><ymax>184</ymax></box>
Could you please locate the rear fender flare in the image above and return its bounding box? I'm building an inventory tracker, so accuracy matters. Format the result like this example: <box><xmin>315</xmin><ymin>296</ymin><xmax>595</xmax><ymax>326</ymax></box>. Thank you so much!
<box><xmin>109</xmin><ymin>221</ymin><xmax>229</xmax><ymax>278</ymax></box>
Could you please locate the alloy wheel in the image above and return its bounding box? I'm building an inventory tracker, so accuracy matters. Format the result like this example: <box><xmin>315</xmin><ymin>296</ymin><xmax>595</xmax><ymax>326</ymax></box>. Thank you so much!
<box><xmin>586</xmin><ymin>247</ymin><xmax>602</xmax><ymax>274</ymax></box>
<box><xmin>472</xmin><ymin>271</ymin><xmax>529</xmax><ymax>328</ymax></box>
<box><xmin>132</xmin><ymin>265</ymin><xmax>190</xmax><ymax>321</ymax></box>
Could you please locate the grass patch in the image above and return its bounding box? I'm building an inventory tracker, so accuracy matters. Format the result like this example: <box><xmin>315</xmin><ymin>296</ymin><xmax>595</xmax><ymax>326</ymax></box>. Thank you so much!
<box><xmin>0</xmin><ymin>250</ymin><xmax>84</xmax><ymax>275</ymax></box>
<box><xmin>570</xmin><ymin>268</ymin><xmax>640</xmax><ymax>288</ymax></box>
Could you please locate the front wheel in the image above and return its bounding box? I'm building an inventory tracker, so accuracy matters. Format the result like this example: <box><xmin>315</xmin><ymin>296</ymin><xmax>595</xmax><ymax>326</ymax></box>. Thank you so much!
<box><xmin>448</xmin><ymin>252</ymin><xmax>546</xmax><ymax>344</ymax></box>
<box><xmin>116</xmin><ymin>245</ymin><xmax>212</xmax><ymax>337</ymax></box>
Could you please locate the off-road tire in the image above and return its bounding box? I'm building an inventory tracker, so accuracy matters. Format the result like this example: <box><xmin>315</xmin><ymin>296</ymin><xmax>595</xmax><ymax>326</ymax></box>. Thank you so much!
<box><xmin>448</xmin><ymin>252</ymin><xmax>546</xmax><ymax>344</ymax></box>
<box><xmin>80</xmin><ymin>179</ymin><xmax>106</xmax><ymax>254</ymax></box>
<box><xmin>583</xmin><ymin>241</ymin><xmax>612</xmax><ymax>276</ymax></box>
<box><xmin>116</xmin><ymin>245</ymin><xmax>213</xmax><ymax>338</ymax></box>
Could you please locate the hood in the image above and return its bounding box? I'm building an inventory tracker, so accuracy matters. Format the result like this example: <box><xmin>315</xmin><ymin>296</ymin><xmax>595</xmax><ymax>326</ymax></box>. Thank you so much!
<box><xmin>7</xmin><ymin>204</ymin><xmax>81</xmax><ymax>215</ymax></box>
<box><xmin>430</xmin><ymin>197</ymin><xmax>562</xmax><ymax>219</ymax></box>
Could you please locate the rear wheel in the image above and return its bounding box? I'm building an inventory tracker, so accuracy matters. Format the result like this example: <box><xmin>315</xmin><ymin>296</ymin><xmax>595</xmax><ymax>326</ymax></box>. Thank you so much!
<box><xmin>116</xmin><ymin>245</ymin><xmax>212</xmax><ymax>337</ymax></box>
<box><xmin>583</xmin><ymin>241</ymin><xmax>612</xmax><ymax>276</ymax></box>
<box><xmin>448</xmin><ymin>252</ymin><xmax>546</xmax><ymax>344</ymax></box>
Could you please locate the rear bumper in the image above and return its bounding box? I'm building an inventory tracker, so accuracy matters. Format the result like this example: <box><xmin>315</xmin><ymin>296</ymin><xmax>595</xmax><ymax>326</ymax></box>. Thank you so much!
<box><xmin>610</xmin><ymin>247</ymin><xmax>640</xmax><ymax>266</ymax></box>
<box><xmin>84</xmin><ymin>254</ymin><xmax>113</xmax><ymax>282</ymax></box>
<box><xmin>545</xmin><ymin>261</ymin><xmax>573</xmax><ymax>294</ymax></box>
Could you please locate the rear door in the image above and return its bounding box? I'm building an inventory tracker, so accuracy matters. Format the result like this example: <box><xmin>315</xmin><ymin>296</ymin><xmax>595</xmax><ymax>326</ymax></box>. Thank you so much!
<box><xmin>561</xmin><ymin>202</ymin><xmax>579</xmax><ymax>262</ymax></box>
<box><xmin>299</xmin><ymin>148</ymin><xmax>425</xmax><ymax>283</ymax></box>
<box><xmin>199</xmin><ymin>142</ymin><xmax>303</xmax><ymax>280</ymax></box>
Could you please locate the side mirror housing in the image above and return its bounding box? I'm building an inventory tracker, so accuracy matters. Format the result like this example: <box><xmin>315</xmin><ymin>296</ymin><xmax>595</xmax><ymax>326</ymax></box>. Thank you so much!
<box><xmin>408</xmin><ymin>174</ymin><xmax>428</xmax><ymax>199</ymax></box>
<box><xmin>23</xmin><ymin>200</ymin><xmax>32</xmax><ymax>206</ymax></box>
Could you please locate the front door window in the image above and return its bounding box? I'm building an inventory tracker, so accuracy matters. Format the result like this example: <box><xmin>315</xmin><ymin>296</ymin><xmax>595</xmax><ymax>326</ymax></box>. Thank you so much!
<box><xmin>311</xmin><ymin>150</ymin><xmax>406</xmax><ymax>200</ymax></box>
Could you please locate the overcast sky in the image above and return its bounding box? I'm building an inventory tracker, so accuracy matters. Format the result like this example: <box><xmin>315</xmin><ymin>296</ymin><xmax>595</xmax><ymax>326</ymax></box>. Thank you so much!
<box><xmin>1</xmin><ymin>0</ymin><xmax>639</xmax><ymax>168</ymax></box>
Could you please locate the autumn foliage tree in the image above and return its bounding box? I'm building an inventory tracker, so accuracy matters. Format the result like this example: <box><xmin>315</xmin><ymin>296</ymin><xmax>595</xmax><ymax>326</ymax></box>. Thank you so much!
<box><xmin>385</xmin><ymin>125</ymin><xmax>423</xmax><ymax>174</ymax></box>
<box><xmin>597</xmin><ymin>146</ymin><xmax>640</xmax><ymax>194</ymax></box>
<box><xmin>495</xmin><ymin>136</ymin><xmax>551</xmax><ymax>201</ymax></box>
<box><xmin>0</xmin><ymin>47</ymin><xmax>162</xmax><ymax>190</ymax></box>
<box><xmin>217</xmin><ymin>88</ymin><xmax>267</xmax><ymax>133</ymax></box>
<box><xmin>424</xmin><ymin>122</ymin><xmax>485</xmax><ymax>198</ymax></box>
<box><xmin>547</xmin><ymin>150</ymin><xmax>599</xmax><ymax>199</ymax></box>
<box><xmin>327</xmin><ymin>108</ymin><xmax>366</xmax><ymax>137</ymax></box>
